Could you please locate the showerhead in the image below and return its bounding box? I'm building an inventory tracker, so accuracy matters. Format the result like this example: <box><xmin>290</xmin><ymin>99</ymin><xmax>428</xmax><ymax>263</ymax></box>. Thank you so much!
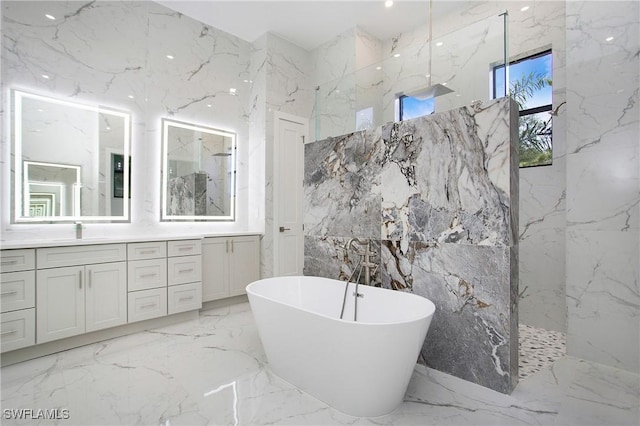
<box><xmin>407</xmin><ymin>83</ymin><xmax>454</xmax><ymax>100</ymax></box>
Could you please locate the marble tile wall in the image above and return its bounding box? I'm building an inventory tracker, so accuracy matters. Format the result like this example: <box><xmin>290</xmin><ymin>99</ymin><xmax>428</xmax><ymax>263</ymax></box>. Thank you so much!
<box><xmin>565</xmin><ymin>1</ymin><xmax>639</xmax><ymax>373</ymax></box>
<box><xmin>1</xmin><ymin>1</ymin><xmax>255</xmax><ymax>240</ymax></box>
<box><xmin>251</xmin><ymin>33</ymin><xmax>313</xmax><ymax>278</ymax></box>
<box><xmin>304</xmin><ymin>97</ymin><xmax>519</xmax><ymax>394</ymax></box>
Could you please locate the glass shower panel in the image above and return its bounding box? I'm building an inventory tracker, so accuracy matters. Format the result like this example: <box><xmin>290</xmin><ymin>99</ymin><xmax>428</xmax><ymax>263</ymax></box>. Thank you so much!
<box><xmin>431</xmin><ymin>12</ymin><xmax>508</xmax><ymax>113</ymax></box>
<box><xmin>313</xmin><ymin>11</ymin><xmax>508</xmax><ymax>142</ymax></box>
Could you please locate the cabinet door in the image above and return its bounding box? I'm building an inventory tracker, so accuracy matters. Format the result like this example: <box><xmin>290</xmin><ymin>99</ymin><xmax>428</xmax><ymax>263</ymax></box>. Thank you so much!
<box><xmin>229</xmin><ymin>236</ymin><xmax>260</xmax><ymax>297</ymax></box>
<box><xmin>37</xmin><ymin>266</ymin><xmax>85</xmax><ymax>344</ymax></box>
<box><xmin>86</xmin><ymin>262</ymin><xmax>127</xmax><ymax>332</ymax></box>
<box><xmin>201</xmin><ymin>238</ymin><xmax>229</xmax><ymax>302</ymax></box>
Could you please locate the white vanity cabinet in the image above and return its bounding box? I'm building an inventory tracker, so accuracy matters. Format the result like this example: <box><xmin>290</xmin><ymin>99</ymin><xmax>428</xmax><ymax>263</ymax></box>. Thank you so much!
<box><xmin>202</xmin><ymin>235</ymin><xmax>260</xmax><ymax>302</ymax></box>
<box><xmin>35</xmin><ymin>245</ymin><xmax>127</xmax><ymax>344</ymax></box>
<box><xmin>1</xmin><ymin>235</ymin><xmax>255</xmax><ymax>363</ymax></box>
<box><xmin>167</xmin><ymin>240</ymin><xmax>202</xmax><ymax>314</ymax></box>
<box><xmin>1</xmin><ymin>249</ymin><xmax>36</xmax><ymax>352</ymax></box>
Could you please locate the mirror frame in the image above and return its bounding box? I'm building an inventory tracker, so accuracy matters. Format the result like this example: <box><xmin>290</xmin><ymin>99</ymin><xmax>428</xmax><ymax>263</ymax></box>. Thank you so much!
<box><xmin>161</xmin><ymin>118</ymin><xmax>236</xmax><ymax>222</ymax></box>
<box><xmin>12</xmin><ymin>89</ymin><xmax>131</xmax><ymax>223</ymax></box>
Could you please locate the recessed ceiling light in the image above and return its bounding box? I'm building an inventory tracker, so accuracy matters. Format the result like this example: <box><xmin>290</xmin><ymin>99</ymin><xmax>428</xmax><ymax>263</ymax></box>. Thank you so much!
<box><xmin>207</xmin><ymin>104</ymin><xmax>212</xmax><ymax>108</ymax></box>
<box><xmin>393</xmin><ymin>53</ymin><xmax>400</xmax><ymax>58</ymax></box>
<box><xmin>520</xmin><ymin>6</ymin><xmax>530</xmax><ymax>12</ymax></box>
<box><xmin>606</xmin><ymin>36</ymin><xmax>614</xmax><ymax>42</ymax></box>
<box><xmin>442</xmin><ymin>82</ymin><xmax>448</xmax><ymax>86</ymax></box>
<box><xmin>45</xmin><ymin>14</ymin><xmax>56</xmax><ymax>20</ymax></box>
<box><xmin>128</xmin><ymin>95</ymin><xmax>134</xmax><ymax>99</ymax></box>
<box><xmin>42</xmin><ymin>74</ymin><xmax>50</xmax><ymax>79</ymax></box>
<box><xmin>166</xmin><ymin>54</ymin><xmax>174</xmax><ymax>60</ymax></box>
<box><xmin>425</xmin><ymin>74</ymin><xmax>431</xmax><ymax>78</ymax></box>
<box><xmin>436</xmin><ymin>42</ymin><xmax>444</xmax><ymax>47</ymax></box>
<box><xmin>229</xmin><ymin>88</ymin><xmax>236</xmax><ymax>94</ymax></box>
<box><xmin>385</xmin><ymin>1</ymin><xmax>394</xmax><ymax>8</ymax></box>
<box><xmin>376</xmin><ymin>66</ymin><xmax>382</xmax><ymax>70</ymax></box>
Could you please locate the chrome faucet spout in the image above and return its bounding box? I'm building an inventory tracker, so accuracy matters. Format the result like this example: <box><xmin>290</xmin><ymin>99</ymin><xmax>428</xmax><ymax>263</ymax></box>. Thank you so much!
<box><xmin>344</xmin><ymin>237</ymin><xmax>375</xmax><ymax>286</ymax></box>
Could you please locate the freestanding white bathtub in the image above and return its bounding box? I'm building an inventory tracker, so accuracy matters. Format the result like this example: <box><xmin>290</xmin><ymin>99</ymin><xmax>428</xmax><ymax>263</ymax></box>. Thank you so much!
<box><xmin>246</xmin><ymin>276</ymin><xmax>436</xmax><ymax>417</ymax></box>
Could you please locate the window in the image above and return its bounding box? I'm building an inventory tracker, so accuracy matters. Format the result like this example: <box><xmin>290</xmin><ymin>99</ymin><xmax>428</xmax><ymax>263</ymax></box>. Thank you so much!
<box><xmin>492</xmin><ymin>50</ymin><xmax>553</xmax><ymax>168</ymax></box>
<box><xmin>398</xmin><ymin>95</ymin><xmax>435</xmax><ymax>121</ymax></box>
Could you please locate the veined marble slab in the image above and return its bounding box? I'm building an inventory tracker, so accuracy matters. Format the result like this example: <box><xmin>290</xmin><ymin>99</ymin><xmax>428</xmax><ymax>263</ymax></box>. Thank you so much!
<box><xmin>304</xmin><ymin>98</ymin><xmax>519</xmax><ymax>394</ymax></box>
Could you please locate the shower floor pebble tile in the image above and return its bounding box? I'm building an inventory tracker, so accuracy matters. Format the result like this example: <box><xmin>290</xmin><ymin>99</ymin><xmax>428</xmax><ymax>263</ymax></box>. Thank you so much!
<box><xmin>1</xmin><ymin>302</ymin><xmax>637</xmax><ymax>425</ymax></box>
<box><xmin>519</xmin><ymin>323</ymin><xmax>567</xmax><ymax>380</ymax></box>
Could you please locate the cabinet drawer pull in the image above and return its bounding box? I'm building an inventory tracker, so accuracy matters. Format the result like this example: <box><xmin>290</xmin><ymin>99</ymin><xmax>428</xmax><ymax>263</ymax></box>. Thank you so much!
<box><xmin>178</xmin><ymin>268</ymin><xmax>193</xmax><ymax>274</ymax></box>
<box><xmin>140</xmin><ymin>273</ymin><xmax>157</xmax><ymax>278</ymax></box>
<box><xmin>226</xmin><ymin>241</ymin><xmax>229</xmax><ymax>253</ymax></box>
<box><xmin>0</xmin><ymin>291</ymin><xmax>18</xmax><ymax>297</ymax></box>
<box><xmin>231</xmin><ymin>240</ymin><xmax>234</xmax><ymax>253</ymax></box>
<box><xmin>140</xmin><ymin>303</ymin><xmax>157</xmax><ymax>309</ymax></box>
<box><xmin>178</xmin><ymin>296</ymin><xmax>193</xmax><ymax>302</ymax></box>
<box><xmin>0</xmin><ymin>259</ymin><xmax>18</xmax><ymax>265</ymax></box>
<box><xmin>79</xmin><ymin>271</ymin><xmax>83</xmax><ymax>289</ymax></box>
<box><xmin>139</xmin><ymin>249</ymin><xmax>156</xmax><ymax>254</ymax></box>
<box><xmin>178</xmin><ymin>246</ymin><xmax>192</xmax><ymax>252</ymax></box>
<box><xmin>0</xmin><ymin>329</ymin><xmax>17</xmax><ymax>336</ymax></box>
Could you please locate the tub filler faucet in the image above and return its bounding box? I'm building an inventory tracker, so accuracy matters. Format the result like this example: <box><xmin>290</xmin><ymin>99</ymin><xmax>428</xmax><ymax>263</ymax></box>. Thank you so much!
<box><xmin>344</xmin><ymin>238</ymin><xmax>377</xmax><ymax>286</ymax></box>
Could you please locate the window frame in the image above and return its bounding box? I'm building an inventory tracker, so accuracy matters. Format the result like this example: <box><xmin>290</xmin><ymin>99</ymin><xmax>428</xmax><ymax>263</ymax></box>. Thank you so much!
<box><xmin>492</xmin><ymin>49</ymin><xmax>553</xmax><ymax>168</ymax></box>
<box><xmin>398</xmin><ymin>94</ymin><xmax>435</xmax><ymax>122</ymax></box>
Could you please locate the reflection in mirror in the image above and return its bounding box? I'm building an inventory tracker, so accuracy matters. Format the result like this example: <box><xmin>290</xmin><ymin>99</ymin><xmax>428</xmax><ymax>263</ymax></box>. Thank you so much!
<box><xmin>23</xmin><ymin>161</ymin><xmax>81</xmax><ymax>217</ymax></box>
<box><xmin>161</xmin><ymin>118</ymin><xmax>236</xmax><ymax>221</ymax></box>
<box><xmin>13</xmin><ymin>90</ymin><xmax>131</xmax><ymax>222</ymax></box>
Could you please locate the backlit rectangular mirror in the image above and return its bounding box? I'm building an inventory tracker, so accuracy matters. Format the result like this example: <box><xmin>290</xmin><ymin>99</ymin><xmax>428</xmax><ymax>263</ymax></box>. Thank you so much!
<box><xmin>161</xmin><ymin>118</ymin><xmax>236</xmax><ymax>221</ymax></box>
<box><xmin>13</xmin><ymin>90</ymin><xmax>131</xmax><ymax>222</ymax></box>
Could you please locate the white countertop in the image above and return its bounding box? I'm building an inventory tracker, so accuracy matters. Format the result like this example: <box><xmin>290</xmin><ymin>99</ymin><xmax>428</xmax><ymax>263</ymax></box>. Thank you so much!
<box><xmin>0</xmin><ymin>232</ymin><xmax>262</xmax><ymax>250</ymax></box>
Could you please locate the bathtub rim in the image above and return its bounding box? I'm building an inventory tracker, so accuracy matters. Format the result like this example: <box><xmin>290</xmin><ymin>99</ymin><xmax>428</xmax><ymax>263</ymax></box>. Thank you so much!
<box><xmin>246</xmin><ymin>276</ymin><xmax>436</xmax><ymax>327</ymax></box>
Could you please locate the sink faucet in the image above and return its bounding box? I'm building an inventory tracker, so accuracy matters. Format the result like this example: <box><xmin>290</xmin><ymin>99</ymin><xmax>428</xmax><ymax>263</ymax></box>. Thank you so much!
<box><xmin>344</xmin><ymin>238</ymin><xmax>377</xmax><ymax>286</ymax></box>
<box><xmin>75</xmin><ymin>221</ymin><xmax>83</xmax><ymax>239</ymax></box>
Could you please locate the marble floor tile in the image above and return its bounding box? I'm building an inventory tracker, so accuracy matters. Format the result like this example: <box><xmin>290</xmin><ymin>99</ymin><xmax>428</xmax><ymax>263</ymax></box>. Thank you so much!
<box><xmin>1</xmin><ymin>302</ymin><xmax>638</xmax><ymax>426</ymax></box>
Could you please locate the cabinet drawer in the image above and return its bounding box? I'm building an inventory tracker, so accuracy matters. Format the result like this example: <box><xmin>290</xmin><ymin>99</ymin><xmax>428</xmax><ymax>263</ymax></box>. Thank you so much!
<box><xmin>167</xmin><ymin>240</ymin><xmax>201</xmax><ymax>257</ymax></box>
<box><xmin>0</xmin><ymin>249</ymin><xmax>35</xmax><ymax>273</ymax></box>
<box><xmin>127</xmin><ymin>242</ymin><xmax>167</xmax><ymax>261</ymax></box>
<box><xmin>1</xmin><ymin>308</ymin><xmax>35</xmax><ymax>352</ymax></box>
<box><xmin>37</xmin><ymin>244</ymin><xmax>126</xmax><ymax>269</ymax></box>
<box><xmin>168</xmin><ymin>256</ymin><xmax>202</xmax><ymax>285</ymax></box>
<box><xmin>127</xmin><ymin>288</ymin><xmax>167</xmax><ymax>323</ymax></box>
<box><xmin>128</xmin><ymin>259</ymin><xmax>167</xmax><ymax>291</ymax></box>
<box><xmin>168</xmin><ymin>282</ymin><xmax>202</xmax><ymax>314</ymax></box>
<box><xmin>1</xmin><ymin>271</ymin><xmax>35</xmax><ymax>313</ymax></box>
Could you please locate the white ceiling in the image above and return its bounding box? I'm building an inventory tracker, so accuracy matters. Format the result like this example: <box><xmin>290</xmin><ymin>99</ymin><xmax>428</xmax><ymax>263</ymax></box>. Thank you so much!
<box><xmin>156</xmin><ymin>0</ymin><xmax>459</xmax><ymax>51</ymax></box>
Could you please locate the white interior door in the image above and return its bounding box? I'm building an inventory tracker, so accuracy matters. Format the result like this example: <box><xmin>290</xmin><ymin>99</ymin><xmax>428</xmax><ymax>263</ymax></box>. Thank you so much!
<box><xmin>274</xmin><ymin>112</ymin><xmax>308</xmax><ymax>276</ymax></box>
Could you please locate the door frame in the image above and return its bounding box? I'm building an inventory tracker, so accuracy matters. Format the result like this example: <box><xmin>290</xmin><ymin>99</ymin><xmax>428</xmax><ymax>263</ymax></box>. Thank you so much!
<box><xmin>272</xmin><ymin>111</ymin><xmax>309</xmax><ymax>277</ymax></box>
